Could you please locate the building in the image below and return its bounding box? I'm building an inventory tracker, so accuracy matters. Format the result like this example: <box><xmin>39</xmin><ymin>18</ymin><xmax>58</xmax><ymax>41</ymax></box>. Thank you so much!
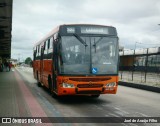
<box><xmin>119</xmin><ymin>47</ymin><xmax>160</xmax><ymax>72</ymax></box>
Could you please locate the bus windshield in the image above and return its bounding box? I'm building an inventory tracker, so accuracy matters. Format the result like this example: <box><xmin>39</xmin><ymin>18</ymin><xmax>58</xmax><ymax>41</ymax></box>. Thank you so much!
<box><xmin>58</xmin><ymin>36</ymin><xmax>118</xmax><ymax>75</ymax></box>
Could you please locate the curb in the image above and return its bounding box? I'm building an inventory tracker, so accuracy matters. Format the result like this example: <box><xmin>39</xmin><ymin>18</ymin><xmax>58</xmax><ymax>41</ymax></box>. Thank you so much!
<box><xmin>118</xmin><ymin>81</ymin><xmax>160</xmax><ymax>93</ymax></box>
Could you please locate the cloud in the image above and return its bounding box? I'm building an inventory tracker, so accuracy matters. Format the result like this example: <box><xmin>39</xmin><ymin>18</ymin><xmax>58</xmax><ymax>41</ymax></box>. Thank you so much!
<box><xmin>11</xmin><ymin>0</ymin><xmax>160</xmax><ymax>60</ymax></box>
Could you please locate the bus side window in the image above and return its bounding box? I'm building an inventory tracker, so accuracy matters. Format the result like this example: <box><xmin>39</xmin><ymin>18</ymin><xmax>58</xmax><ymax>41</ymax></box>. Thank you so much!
<box><xmin>40</xmin><ymin>44</ymin><xmax>44</xmax><ymax>60</ymax></box>
<box><xmin>48</xmin><ymin>37</ymin><xmax>53</xmax><ymax>59</ymax></box>
<box><xmin>36</xmin><ymin>45</ymin><xmax>40</xmax><ymax>60</ymax></box>
<box><xmin>50</xmin><ymin>37</ymin><xmax>54</xmax><ymax>49</ymax></box>
<box><xmin>39</xmin><ymin>45</ymin><xmax>41</xmax><ymax>57</ymax></box>
<box><xmin>48</xmin><ymin>39</ymin><xmax>50</xmax><ymax>49</ymax></box>
<box><xmin>47</xmin><ymin>39</ymin><xmax>50</xmax><ymax>59</ymax></box>
<box><xmin>44</xmin><ymin>40</ymin><xmax>48</xmax><ymax>59</ymax></box>
<box><xmin>33</xmin><ymin>46</ymin><xmax>36</xmax><ymax>60</ymax></box>
<box><xmin>36</xmin><ymin>46</ymin><xmax>38</xmax><ymax>58</ymax></box>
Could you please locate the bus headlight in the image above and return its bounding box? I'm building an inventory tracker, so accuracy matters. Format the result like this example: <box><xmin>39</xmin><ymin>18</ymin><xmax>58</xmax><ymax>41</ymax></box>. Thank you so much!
<box><xmin>106</xmin><ymin>82</ymin><xmax>116</xmax><ymax>90</ymax></box>
<box><xmin>106</xmin><ymin>82</ymin><xmax>116</xmax><ymax>87</ymax></box>
<box><xmin>62</xmin><ymin>83</ymin><xmax>75</xmax><ymax>88</ymax></box>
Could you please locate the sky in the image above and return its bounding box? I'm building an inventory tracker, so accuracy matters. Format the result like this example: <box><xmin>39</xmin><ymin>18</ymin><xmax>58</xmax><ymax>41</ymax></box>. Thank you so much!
<box><xmin>11</xmin><ymin>0</ymin><xmax>160</xmax><ymax>61</ymax></box>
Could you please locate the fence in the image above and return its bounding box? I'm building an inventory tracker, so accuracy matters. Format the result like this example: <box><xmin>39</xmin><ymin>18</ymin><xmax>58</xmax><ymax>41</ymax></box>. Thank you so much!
<box><xmin>119</xmin><ymin>47</ymin><xmax>160</xmax><ymax>87</ymax></box>
<box><xmin>119</xmin><ymin>70</ymin><xmax>160</xmax><ymax>87</ymax></box>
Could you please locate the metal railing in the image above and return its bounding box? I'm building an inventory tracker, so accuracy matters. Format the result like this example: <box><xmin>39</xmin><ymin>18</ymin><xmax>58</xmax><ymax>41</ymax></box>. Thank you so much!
<box><xmin>119</xmin><ymin>70</ymin><xmax>160</xmax><ymax>87</ymax></box>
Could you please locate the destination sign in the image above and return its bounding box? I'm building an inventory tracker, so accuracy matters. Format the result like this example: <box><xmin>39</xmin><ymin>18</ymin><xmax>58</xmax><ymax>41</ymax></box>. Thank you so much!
<box><xmin>81</xmin><ymin>26</ymin><xmax>109</xmax><ymax>34</ymax></box>
<box><xmin>62</xmin><ymin>25</ymin><xmax>116</xmax><ymax>35</ymax></box>
<box><xmin>67</xmin><ymin>27</ymin><xmax>75</xmax><ymax>33</ymax></box>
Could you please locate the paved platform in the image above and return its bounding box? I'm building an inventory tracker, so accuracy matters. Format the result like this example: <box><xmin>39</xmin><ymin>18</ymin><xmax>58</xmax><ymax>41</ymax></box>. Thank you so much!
<box><xmin>0</xmin><ymin>69</ymin><xmax>52</xmax><ymax>126</ymax></box>
<box><xmin>0</xmin><ymin>70</ymin><xmax>30</xmax><ymax>117</ymax></box>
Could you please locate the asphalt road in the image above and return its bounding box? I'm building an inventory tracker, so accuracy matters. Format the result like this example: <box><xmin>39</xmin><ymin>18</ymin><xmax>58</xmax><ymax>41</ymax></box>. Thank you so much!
<box><xmin>15</xmin><ymin>67</ymin><xmax>160</xmax><ymax>126</ymax></box>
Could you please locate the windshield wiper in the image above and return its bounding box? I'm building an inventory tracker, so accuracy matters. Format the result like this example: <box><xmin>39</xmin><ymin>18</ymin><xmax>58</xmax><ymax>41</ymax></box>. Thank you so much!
<box><xmin>73</xmin><ymin>33</ymin><xmax>88</xmax><ymax>47</ymax></box>
<box><xmin>93</xmin><ymin>37</ymin><xmax>103</xmax><ymax>53</ymax></box>
<box><xmin>93</xmin><ymin>37</ymin><xmax>103</xmax><ymax>46</ymax></box>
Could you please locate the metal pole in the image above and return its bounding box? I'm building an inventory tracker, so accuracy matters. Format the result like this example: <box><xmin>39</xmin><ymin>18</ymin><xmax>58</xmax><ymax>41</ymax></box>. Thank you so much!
<box><xmin>132</xmin><ymin>49</ymin><xmax>135</xmax><ymax>81</ymax></box>
<box><xmin>132</xmin><ymin>42</ymin><xmax>137</xmax><ymax>81</ymax></box>
<box><xmin>145</xmin><ymin>48</ymin><xmax>149</xmax><ymax>83</ymax></box>
<box><xmin>121</xmin><ymin>49</ymin><xmax>125</xmax><ymax>80</ymax></box>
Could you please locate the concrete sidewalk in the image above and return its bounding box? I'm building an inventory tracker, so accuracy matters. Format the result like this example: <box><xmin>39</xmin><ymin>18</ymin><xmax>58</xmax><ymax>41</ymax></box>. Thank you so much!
<box><xmin>0</xmin><ymin>70</ymin><xmax>31</xmax><ymax>118</ymax></box>
<box><xmin>0</xmin><ymin>68</ymin><xmax>55</xmax><ymax>126</ymax></box>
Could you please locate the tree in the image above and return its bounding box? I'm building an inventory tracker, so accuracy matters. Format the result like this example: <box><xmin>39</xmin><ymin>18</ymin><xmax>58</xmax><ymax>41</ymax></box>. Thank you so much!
<box><xmin>25</xmin><ymin>57</ymin><xmax>32</xmax><ymax>65</ymax></box>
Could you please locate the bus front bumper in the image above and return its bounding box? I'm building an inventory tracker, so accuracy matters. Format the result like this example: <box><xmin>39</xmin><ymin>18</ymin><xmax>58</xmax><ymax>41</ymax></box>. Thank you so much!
<box><xmin>57</xmin><ymin>86</ymin><xmax>118</xmax><ymax>96</ymax></box>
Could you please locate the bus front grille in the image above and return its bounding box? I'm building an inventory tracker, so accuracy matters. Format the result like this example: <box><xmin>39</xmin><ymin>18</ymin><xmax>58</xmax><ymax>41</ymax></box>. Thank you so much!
<box><xmin>76</xmin><ymin>90</ymin><xmax>101</xmax><ymax>94</ymax></box>
<box><xmin>69</xmin><ymin>77</ymin><xmax>111</xmax><ymax>82</ymax></box>
<box><xmin>77</xmin><ymin>84</ymin><xmax>103</xmax><ymax>88</ymax></box>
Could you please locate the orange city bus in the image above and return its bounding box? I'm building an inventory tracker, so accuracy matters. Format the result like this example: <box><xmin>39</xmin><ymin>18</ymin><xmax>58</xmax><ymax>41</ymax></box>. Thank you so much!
<box><xmin>33</xmin><ymin>24</ymin><xmax>119</xmax><ymax>98</ymax></box>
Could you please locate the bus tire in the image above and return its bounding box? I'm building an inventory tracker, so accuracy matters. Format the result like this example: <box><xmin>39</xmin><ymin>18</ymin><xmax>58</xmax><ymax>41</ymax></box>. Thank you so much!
<box><xmin>52</xmin><ymin>92</ymin><xmax>58</xmax><ymax>99</ymax></box>
<box><xmin>48</xmin><ymin>76</ymin><xmax>52</xmax><ymax>94</ymax></box>
<box><xmin>91</xmin><ymin>94</ymin><xmax>100</xmax><ymax>98</ymax></box>
<box><xmin>37</xmin><ymin>82</ymin><xmax>41</xmax><ymax>87</ymax></box>
<box><xmin>37</xmin><ymin>72</ymin><xmax>41</xmax><ymax>87</ymax></box>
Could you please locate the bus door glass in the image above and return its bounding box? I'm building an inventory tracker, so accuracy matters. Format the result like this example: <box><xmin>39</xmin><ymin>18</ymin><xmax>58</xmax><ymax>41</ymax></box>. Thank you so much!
<box><xmin>40</xmin><ymin>44</ymin><xmax>44</xmax><ymax>80</ymax></box>
<box><xmin>53</xmin><ymin>35</ymin><xmax>58</xmax><ymax>90</ymax></box>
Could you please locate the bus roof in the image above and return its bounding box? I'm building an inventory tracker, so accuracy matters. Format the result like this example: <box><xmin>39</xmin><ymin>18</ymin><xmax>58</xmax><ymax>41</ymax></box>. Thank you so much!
<box><xmin>33</xmin><ymin>24</ymin><xmax>116</xmax><ymax>47</ymax></box>
<box><xmin>34</xmin><ymin>25</ymin><xmax>60</xmax><ymax>47</ymax></box>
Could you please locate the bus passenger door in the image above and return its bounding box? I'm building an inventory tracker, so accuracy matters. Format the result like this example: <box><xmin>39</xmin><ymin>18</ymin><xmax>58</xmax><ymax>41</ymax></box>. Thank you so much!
<box><xmin>40</xmin><ymin>46</ymin><xmax>44</xmax><ymax>82</ymax></box>
<box><xmin>53</xmin><ymin>40</ymin><xmax>58</xmax><ymax>91</ymax></box>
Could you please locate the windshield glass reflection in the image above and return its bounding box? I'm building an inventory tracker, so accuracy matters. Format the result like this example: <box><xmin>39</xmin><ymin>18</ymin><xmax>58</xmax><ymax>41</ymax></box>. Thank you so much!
<box><xmin>58</xmin><ymin>36</ymin><xmax>118</xmax><ymax>75</ymax></box>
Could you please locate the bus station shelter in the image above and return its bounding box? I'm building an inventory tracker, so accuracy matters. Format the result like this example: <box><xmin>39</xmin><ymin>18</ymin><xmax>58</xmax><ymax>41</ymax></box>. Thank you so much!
<box><xmin>0</xmin><ymin>0</ymin><xmax>12</xmax><ymax>60</ymax></box>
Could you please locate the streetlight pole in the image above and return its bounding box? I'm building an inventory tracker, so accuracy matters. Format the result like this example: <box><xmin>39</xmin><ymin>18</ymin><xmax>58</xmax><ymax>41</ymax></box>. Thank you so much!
<box><xmin>134</xmin><ymin>42</ymin><xmax>142</xmax><ymax>50</ymax></box>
